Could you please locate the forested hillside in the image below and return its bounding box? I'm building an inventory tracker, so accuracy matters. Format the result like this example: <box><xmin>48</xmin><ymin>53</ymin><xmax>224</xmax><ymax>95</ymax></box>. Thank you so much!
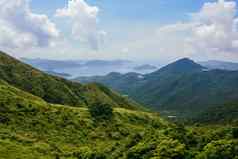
<box><xmin>0</xmin><ymin>79</ymin><xmax>237</xmax><ymax>158</ymax></box>
<box><xmin>0</xmin><ymin>51</ymin><xmax>141</xmax><ymax>110</ymax></box>
<box><xmin>75</xmin><ymin>58</ymin><xmax>238</xmax><ymax>117</ymax></box>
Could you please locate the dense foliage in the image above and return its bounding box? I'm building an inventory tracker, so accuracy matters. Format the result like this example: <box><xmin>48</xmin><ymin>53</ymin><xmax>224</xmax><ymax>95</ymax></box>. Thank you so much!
<box><xmin>191</xmin><ymin>102</ymin><xmax>238</xmax><ymax>124</ymax></box>
<box><xmin>0</xmin><ymin>80</ymin><xmax>237</xmax><ymax>158</ymax></box>
<box><xmin>89</xmin><ymin>102</ymin><xmax>113</xmax><ymax>120</ymax></box>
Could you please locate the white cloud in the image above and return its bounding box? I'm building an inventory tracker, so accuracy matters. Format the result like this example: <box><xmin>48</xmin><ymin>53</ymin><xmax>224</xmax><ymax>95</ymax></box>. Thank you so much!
<box><xmin>189</xmin><ymin>0</ymin><xmax>238</xmax><ymax>54</ymax></box>
<box><xmin>0</xmin><ymin>0</ymin><xmax>59</xmax><ymax>50</ymax></box>
<box><xmin>122</xmin><ymin>48</ymin><xmax>129</xmax><ymax>53</ymax></box>
<box><xmin>156</xmin><ymin>0</ymin><xmax>238</xmax><ymax>59</ymax></box>
<box><xmin>55</xmin><ymin>0</ymin><xmax>106</xmax><ymax>50</ymax></box>
<box><xmin>156</xmin><ymin>22</ymin><xmax>197</xmax><ymax>34</ymax></box>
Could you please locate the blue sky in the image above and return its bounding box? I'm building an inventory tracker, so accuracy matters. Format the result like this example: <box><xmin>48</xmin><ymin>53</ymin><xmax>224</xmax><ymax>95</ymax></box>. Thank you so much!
<box><xmin>1</xmin><ymin>0</ymin><xmax>238</xmax><ymax>62</ymax></box>
<box><xmin>31</xmin><ymin>0</ymin><xmax>214</xmax><ymax>21</ymax></box>
<box><xmin>31</xmin><ymin>0</ymin><xmax>215</xmax><ymax>25</ymax></box>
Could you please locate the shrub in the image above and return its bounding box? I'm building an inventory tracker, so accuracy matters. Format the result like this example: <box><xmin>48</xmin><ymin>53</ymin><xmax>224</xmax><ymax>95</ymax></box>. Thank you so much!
<box><xmin>89</xmin><ymin>102</ymin><xmax>113</xmax><ymax>120</ymax></box>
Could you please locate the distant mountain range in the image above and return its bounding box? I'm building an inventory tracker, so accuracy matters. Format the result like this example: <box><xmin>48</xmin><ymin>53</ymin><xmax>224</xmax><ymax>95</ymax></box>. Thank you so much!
<box><xmin>75</xmin><ymin>58</ymin><xmax>238</xmax><ymax>117</ymax></box>
<box><xmin>22</xmin><ymin>58</ymin><xmax>238</xmax><ymax>79</ymax></box>
<box><xmin>134</xmin><ymin>64</ymin><xmax>157</xmax><ymax>71</ymax></box>
<box><xmin>21</xmin><ymin>58</ymin><xmax>133</xmax><ymax>70</ymax></box>
<box><xmin>21</xmin><ymin>58</ymin><xmax>82</xmax><ymax>70</ymax></box>
<box><xmin>21</xmin><ymin>58</ymin><xmax>139</xmax><ymax>77</ymax></box>
<box><xmin>45</xmin><ymin>70</ymin><xmax>72</xmax><ymax>78</ymax></box>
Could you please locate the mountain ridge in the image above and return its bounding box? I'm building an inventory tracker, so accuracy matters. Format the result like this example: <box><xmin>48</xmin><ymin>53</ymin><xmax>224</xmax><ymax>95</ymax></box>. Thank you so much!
<box><xmin>75</xmin><ymin>58</ymin><xmax>238</xmax><ymax>117</ymax></box>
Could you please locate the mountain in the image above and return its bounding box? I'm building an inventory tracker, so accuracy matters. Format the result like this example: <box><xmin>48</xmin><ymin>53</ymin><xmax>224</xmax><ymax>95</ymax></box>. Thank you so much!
<box><xmin>0</xmin><ymin>51</ymin><xmax>141</xmax><ymax>110</ymax></box>
<box><xmin>45</xmin><ymin>70</ymin><xmax>72</xmax><ymax>78</ymax></box>
<box><xmin>75</xmin><ymin>58</ymin><xmax>238</xmax><ymax>117</ymax></box>
<box><xmin>83</xmin><ymin>59</ymin><xmax>132</xmax><ymax>67</ymax></box>
<box><xmin>75</xmin><ymin>72</ymin><xmax>146</xmax><ymax>96</ymax></box>
<box><xmin>151</xmin><ymin>58</ymin><xmax>205</xmax><ymax>74</ymax></box>
<box><xmin>22</xmin><ymin>58</ymin><xmax>135</xmax><ymax>77</ymax></box>
<box><xmin>134</xmin><ymin>64</ymin><xmax>157</xmax><ymax>71</ymax></box>
<box><xmin>0</xmin><ymin>77</ymin><xmax>237</xmax><ymax>158</ymax></box>
<box><xmin>21</xmin><ymin>58</ymin><xmax>82</xmax><ymax>70</ymax></box>
<box><xmin>199</xmin><ymin>60</ymin><xmax>238</xmax><ymax>71</ymax></box>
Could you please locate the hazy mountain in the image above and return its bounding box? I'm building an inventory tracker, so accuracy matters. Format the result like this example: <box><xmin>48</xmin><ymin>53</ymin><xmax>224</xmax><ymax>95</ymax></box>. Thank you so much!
<box><xmin>83</xmin><ymin>59</ymin><xmax>132</xmax><ymax>67</ymax></box>
<box><xmin>21</xmin><ymin>58</ymin><xmax>82</xmax><ymax>70</ymax></box>
<box><xmin>75</xmin><ymin>58</ymin><xmax>238</xmax><ymax>117</ymax></box>
<box><xmin>199</xmin><ymin>60</ymin><xmax>238</xmax><ymax>71</ymax></box>
<box><xmin>45</xmin><ymin>70</ymin><xmax>72</xmax><ymax>78</ymax></box>
<box><xmin>21</xmin><ymin>58</ymin><xmax>136</xmax><ymax>77</ymax></box>
<box><xmin>134</xmin><ymin>64</ymin><xmax>157</xmax><ymax>71</ymax></box>
<box><xmin>21</xmin><ymin>58</ymin><xmax>133</xmax><ymax>69</ymax></box>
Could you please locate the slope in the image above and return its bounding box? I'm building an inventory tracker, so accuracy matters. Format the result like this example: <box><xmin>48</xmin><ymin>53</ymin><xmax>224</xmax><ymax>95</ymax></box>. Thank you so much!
<box><xmin>0</xmin><ymin>80</ymin><xmax>237</xmax><ymax>158</ymax></box>
<box><xmin>0</xmin><ymin>51</ymin><xmax>141</xmax><ymax>110</ymax></box>
<box><xmin>192</xmin><ymin>102</ymin><xmax>238</xmax><ymax>124</ymax></box>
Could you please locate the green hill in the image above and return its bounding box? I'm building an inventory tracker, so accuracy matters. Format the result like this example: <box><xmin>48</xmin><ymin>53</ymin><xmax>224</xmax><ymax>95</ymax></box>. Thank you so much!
<box><xmin>75</xmin><ymin>58</ymin><xmax>238</xmax><ymax>117</ymax></box>
<box><xmin>0</xmin><ymin>80</ymin><xmax>237</xmax><ymax>158</ymax></box>
<box><xmin>0</xmin><ymin>51</ymin><xmax>141</xmax><ymax>110</ymax></box>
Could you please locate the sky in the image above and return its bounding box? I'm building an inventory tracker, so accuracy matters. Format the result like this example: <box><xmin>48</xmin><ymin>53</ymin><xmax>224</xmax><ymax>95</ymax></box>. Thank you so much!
<box><xmin>1</xmin><ymin>0</ymin><xmax>238</xmax><ymax>63</ymax></box>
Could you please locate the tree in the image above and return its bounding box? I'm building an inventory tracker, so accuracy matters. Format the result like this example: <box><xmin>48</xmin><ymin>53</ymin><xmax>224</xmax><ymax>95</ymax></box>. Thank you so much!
<box><xmin>89</xmin><ymin>102</ymin><xmax>113</xmax><ymax>120</ymax></box>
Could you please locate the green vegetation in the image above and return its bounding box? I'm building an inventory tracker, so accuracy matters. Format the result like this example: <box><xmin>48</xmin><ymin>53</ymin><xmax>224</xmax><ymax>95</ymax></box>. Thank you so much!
<box><xmin>0</xmin><ymin>52</ymin><xmax>237</xmax><ymax>158</ymax></box>
<box><xmin>0</xmin><ymin>51</ymin><xmax>141</xmax><ymax>110</ymax></box>
<box><xmin>0</xmin><ymin>78</ymin><xmax>237</xmax><ymax>158</ymax></box>
<box><xmin>191</xmin><ymin>102</ymin><xmax>238</xmax><ymax>125</ymax></box>
<box><xmin>75</xmin><ymin>58</ymin><xmax>238</xmax><ymax>119</ymax></box>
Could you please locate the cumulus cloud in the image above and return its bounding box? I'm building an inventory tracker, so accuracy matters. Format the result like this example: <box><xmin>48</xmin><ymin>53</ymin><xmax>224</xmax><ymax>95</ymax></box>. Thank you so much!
<box><xmin>157</xmin><ymin>0</ymin><xmax>238</xmax><ymax>57</ymax></box>
<box><xmin>55</xmin><ymin>0</ymin><xmax>106</xmax><ymax>50</ymax></box>
<box><xmin>189</xmin><ymin>0</ymin><xmax>238</xmax><ymax>54</ymax></box>
<box><xmin>0</xmin><ymin>0</ymin><xmax>59</xmax><ymax>50</ymax></box>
